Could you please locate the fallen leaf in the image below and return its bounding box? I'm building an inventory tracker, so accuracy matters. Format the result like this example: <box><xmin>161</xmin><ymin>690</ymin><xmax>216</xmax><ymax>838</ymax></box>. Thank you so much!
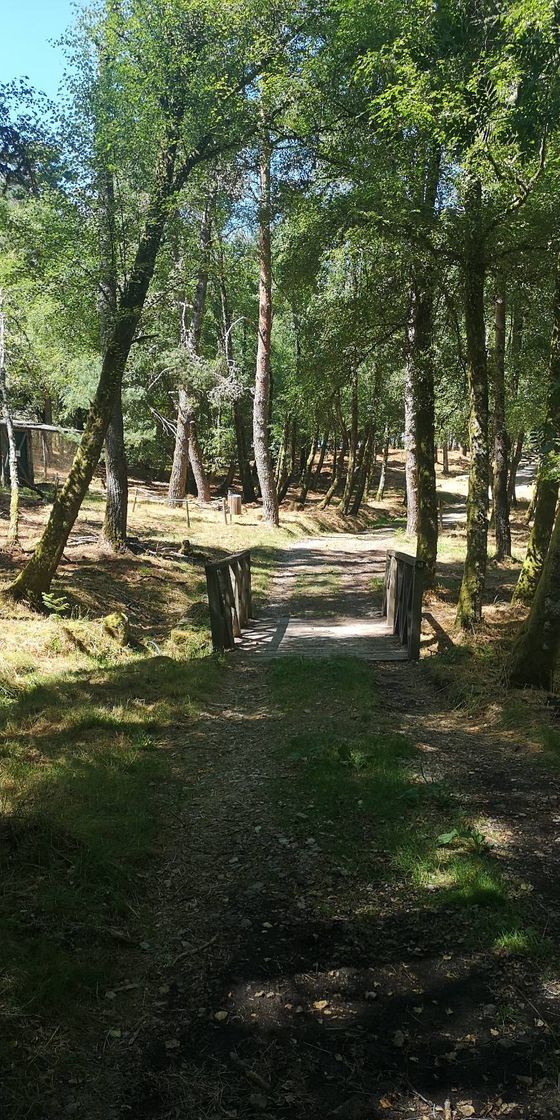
<box><xmin>457</xmin><ymin>1104</ymin><xmax>475</xmax><ymax>1118</ymax></box>
<box><xmin>314</xmin><ymin>1000</ymin><xmax>329</xmax><ymax>1011</ymax></box>
<box><xmin>214</xmin><ymin>1010</ymin><xmax>228</xmax><ymax>1022</ymax></box>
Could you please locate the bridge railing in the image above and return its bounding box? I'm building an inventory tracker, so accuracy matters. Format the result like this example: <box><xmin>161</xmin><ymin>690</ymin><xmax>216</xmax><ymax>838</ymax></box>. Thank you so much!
<box><xmin>205</xmin><ymin>549</ymin><xmax>253</xmax><ymax>652</ymax></box>
<box><xmin>382</xmin><ymin>550</ymin><xmax>425</xmax><ymax>660</ymax></box>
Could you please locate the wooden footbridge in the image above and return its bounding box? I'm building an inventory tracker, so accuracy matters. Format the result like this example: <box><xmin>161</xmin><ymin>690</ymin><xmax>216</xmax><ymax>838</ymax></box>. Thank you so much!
<box><xmin>205</xmin><ymin>540</ymin><xmax>425</xmax><ymax>662</ymax></box>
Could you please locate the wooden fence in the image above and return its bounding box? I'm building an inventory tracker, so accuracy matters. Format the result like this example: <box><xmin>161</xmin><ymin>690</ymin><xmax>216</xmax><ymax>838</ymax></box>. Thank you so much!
<box><xmin>205</xmin><ymin>549</ymin><xmax>253</xmax><ymax>652</ymax></box>
<box><xmin>382</xmin><ymin>549</ymin><xmax>425</xmax><ymax>660</ymax></box>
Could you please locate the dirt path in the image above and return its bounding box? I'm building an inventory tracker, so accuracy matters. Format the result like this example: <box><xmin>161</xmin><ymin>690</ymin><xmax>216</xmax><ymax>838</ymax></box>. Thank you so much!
<box><xmin>92</xmin><ymin>535</ymin><xmax>560</xmax><ymax>1120</ymax></box>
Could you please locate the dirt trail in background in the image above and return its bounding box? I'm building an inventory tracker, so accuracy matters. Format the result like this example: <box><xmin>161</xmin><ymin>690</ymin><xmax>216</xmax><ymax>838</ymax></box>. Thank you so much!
<box><xmin>83</xmin><ymin>535</ymin><xmax>560</xmax><ymax>1120</ymax></box>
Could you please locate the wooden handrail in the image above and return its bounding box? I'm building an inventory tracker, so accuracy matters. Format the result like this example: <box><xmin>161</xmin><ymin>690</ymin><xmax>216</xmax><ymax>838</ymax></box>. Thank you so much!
<box><xmin>382</xmin><ymin>549</ymin><xmax>425</xmax><ymax>660</ymax></box>
<box><xmin>205</xmin><ymin>550</ymin><xmax>253</xmax><ymax>652</ymax></box>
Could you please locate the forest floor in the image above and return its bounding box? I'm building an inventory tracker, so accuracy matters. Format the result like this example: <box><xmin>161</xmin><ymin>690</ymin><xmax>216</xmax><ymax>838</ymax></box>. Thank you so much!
<box><xmin>3</xmin><ymin>453</ymin><xmax>560</xmax><ymax>1119</ymax></box>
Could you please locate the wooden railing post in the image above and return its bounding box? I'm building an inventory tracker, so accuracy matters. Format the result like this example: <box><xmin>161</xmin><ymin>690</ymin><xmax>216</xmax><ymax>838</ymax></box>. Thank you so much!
<box><xmin>408</xmin><ymin>562</ymin><xmax>425</xmax><ymax>659</ymax></box>
<box><xmin>383</xmin><ymin>549</ymin><xmax>425</xmax><ymax>660</ymax></box>
<box><xmin>205</xmin><ymin>549</ymin><xmax>253</xmax><ymax>652</ymax></box>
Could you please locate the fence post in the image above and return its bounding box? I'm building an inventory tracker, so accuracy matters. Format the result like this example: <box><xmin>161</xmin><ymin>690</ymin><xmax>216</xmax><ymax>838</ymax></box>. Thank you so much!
<box><xmin>205</xmin><ymin>550</ymin><xmax>252</xmax><ymax>652</ymax></box>
<box><xmin>408</xmin><ymin>561</ymin><xmax>425</xmax><ymax>660</ymax></box>
<box><xmin>205</xmin><ymin>566</ymin><xmax>226</xmax><ymax>651</ymax></box>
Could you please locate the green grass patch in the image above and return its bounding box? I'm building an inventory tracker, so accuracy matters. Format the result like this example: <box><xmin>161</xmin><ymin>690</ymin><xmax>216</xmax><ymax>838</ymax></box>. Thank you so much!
<box><xmin>0</xmin><ymin>652</ymin><xmax>222</xmax><ymax>1021</ymax></box>
<box><xmin>270</xmin><ymin>655</ymin><xmax>545</xmax><ymax>956</ymax></box>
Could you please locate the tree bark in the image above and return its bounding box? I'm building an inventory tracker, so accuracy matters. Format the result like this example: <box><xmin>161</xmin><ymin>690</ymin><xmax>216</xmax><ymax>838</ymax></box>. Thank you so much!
<box><xmin>8</xmin><ymin>125</ymin><xmax>181</xmax><ymax>604</ymax></box>
<box><xmin>341</xmin><ymin>369</ymin><xmax>358</xmax><ymax>515</ymax></box>
<box><xmin>98</xmin><ymin>158</ymin><xmax>129</xmax><ymax>551</ymax></box>
<box><xmin>404</xmin><ymin>348</ymin><xmax>418</xmax><ymax>534</ymax></box>
<box><xmin>0</xmin><ymin>296</ymin><xmax>19</xmax><ymax>547</ymax></box>
<box><xmin>168</xmin><ymin>195</ymin><xmax>212</xmax><ymax>505</ymax></box>
<box><xmin>102</xmin><ymin>391</ymin><xmax>128</xmax><ymax>549</ymax></box>
<box><xmin>508</xmin><ymin>500</ymin><xmax>560</xmax><ymax>689</ymax></box>
<box><xmin>168</xmin><ymin>390</ymin><xmax>190</xmax><ymax>506</ymax></box>
<box><xmin>442</xmin><ymin>437</ymin><xmax>449</xmax><ymax>477</ymax></box>
<box><xmin>514</xmin><ymin>254</ymin><xmax>560</xmax><ymax>603</ymax></box>
<box><xmin>493</xmin><ymin>281</ymin><xmax>512</xmax><ymax>560</ymax></box>
<box><xmin>350</xmin><ymin>422</ymin><xmax>374</xmax><ymax>515</ymax></box>
<box><xmin>409</xmin><ymin>278</ymin><xmax>438</xmax><ymax>586</ymax></box>
<box><xmin>457</xmin><ymin>178</ymin><xmax>489</xmax><ymax>628</ymax></box>
<box><xmin>218</xmin><ymin>248</ymin><xmax>255</xmax><ymax>502</ymax></box>
<box><xmin>376</xmin><ymin>423</ymin><xmax>389</xmax><ymax>501</ymax></box>
<box><xmin>313</xmin><ymin>428</ymin><xmax>329</xmax><ymax>488</ymax></box>
<box><xmin>508</xmin><ymin>430</ymin><xmax>524</xmax><ymax>506</ymax></box>
<box><xmin>252</xmin><ymin>134</ymin><xmax>279</xmax><ymax>526</ymax></box>
<box><xmin>319</xmin><ymin>429</ymin><xmax>347</xmax><ymax>509</ymax></box>
<box><xmin>298</xmin><ymin>428</ymin><xmax>319</xmax><ymax>506</ymax></box>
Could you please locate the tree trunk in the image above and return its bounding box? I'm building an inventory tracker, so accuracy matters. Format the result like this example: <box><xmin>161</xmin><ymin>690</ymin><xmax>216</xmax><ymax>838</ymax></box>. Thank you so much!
<box><xmin>493</xmin><ymin>282</ymin><xmax>512</xmax><ymax>560</ymax></box>
<box><xmin>508</xmin><ymin>305</ymin><xmax>524</xmax><ymax>507</ymax></box>
<box><xmin>410</xmin><ymin>278</ymin><xmax>438</xmax><ymax>586</ymax></box>
<box><xmin>341</xmin><ymin>370</ymin><xmax>358</xmax><ymax>515</ymax></box>
<box><xmin>233</xmin><ymin>399</ymin><xmax>255</xmax><ymax>502</ymax></box>
<box><xmin>168</xmin><ymin>390</ymin><xmax>189</xmax><ymax>507</ymax></box>
<box><xmin>442</xmin><ymin>437</ymin><xmax>449</xmax><ymax>476</ymax></box>
<box><xmin>508</xmin><ymin>500</ymin><xmax>560</xmax><ymax>689</ymax></box>
<box><xmin>298</xmin><ymin>428</ymin><xmax>319</xmax><ymax>506</ymax></box>
<box><xmin>169</xmin><ymin>195</ymin><xmax>212</xmax><ymax>505</ymax></box>
<box><xmin>457</xmin><ymin>178</ymin><xmax>489</xmax><ymax>628</ymax></box>
<box><xmin>217</xmin><ymin>249</ymin><xmax>255</xmax><ymax>502</ymax></box>
<box><xmin>376</xmin><ymin>424</ymin><xmax>389</xmax><ymax>501</ymax></box>
<box><xmin>8</xmin><ymin>125</ymin><xmax>181</xmax><ymax>605</ymax></box>
<box><xmin>252</xmin><ymin>134</ymin><xmax>279</xmax><ymax>526</ymax></box>
<box><xmin>276</xmin><ymin>417</ymin><xmax>290</xmax><ymax>487</ymax></box>
<box><xmin>319</xmin><ymin>429</ymin><xmax>347</xmax><ymax>509</ymax></box>
<box><xmin>350</xmin><ymin>422</ymin><xmax>374</xmax><ymax>515</ymax></box>
<box><xmin>102</xmin><ymin>390</ymin><xmax>128</xmax><ymax>549</ymax></box>
<box><xmin>313</xmin><ymin>428</ymin><xmax>329</xmax><ymax>488</ymax></box>
<box><xmin>404</xmin><ymin>350</ymin><xmax>418</xmax><ymax>535</ymax></box>
<box><xmin>508</xmin><ymin>430</ymin><xmax>524</xmax><ymax>505</ymax></box>
<box><xmin>0</xmin><ymin>296</ymin><xmax>19</xmax><ymax>547</ymax></box>
<box><xmin>514</xmin><ymin>255</ymin><xmax>560</xmax><ymax>603</ymax></box>
<box><xmin>97</xmin><ymin>42</ymin><xmax>129</xmax><ymax>553</ymax></box>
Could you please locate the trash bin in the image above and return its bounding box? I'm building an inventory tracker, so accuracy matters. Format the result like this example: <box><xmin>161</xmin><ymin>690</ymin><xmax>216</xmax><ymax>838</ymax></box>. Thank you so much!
<box><xmin>228</xmin><ymin>490</ymin><xmax>242</xmax><ymax>516</ymax></box>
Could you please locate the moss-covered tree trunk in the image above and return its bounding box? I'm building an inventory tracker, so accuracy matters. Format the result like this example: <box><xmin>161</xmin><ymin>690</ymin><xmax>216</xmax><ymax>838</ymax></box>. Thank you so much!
<box><xmin>509</xmin><ymin>501</ymin><xmax>560</xmax><ymax>689</ymax></box>
<box><xmin>457</xmin><ymin>178</ymin><xmax>489</xmax><ymax>629</ymax></box>
<box><xmin>253</xmin><ymin>134</ymin><xmax>279</xmax><ymax>526</ymax></box>
<box><xmin>514</xmin><ymin>254</ymin><xmax>560</xmax><ymax>603</ymax></box>
<box><xmin>102</xmin><ymin>390</ymin><xmax>128</xmax><ymax>549</ymax></box>
<box><xmin>493</xmin><ymin>282</ymin><xmax>512</xmax><ymax>560</ymax></box>
<box><xmin>8</xmin><ymin>129</ymin><xmax>181</xmax><ymax>605</ymax></box>
<box><xmin>410</xmin><ymin>278</ymin><xmax>438</xmax><ymax>585</ymax></box>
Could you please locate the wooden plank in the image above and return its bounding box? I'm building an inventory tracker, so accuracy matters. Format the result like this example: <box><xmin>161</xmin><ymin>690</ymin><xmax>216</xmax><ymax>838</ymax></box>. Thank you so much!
<box><xmin>407</xmin><ymin>563</ymin><xmax>425</xmax><ymax>660</ymax></box>
<box><xmin>205</xmin><ymin>548</ymin><xmax>251</xmax><ymax>572</ymax></box>
<box><xmin>205</xmin><ymin>566</ymin><xmax>226</xmax><ymax>651</ymax></box>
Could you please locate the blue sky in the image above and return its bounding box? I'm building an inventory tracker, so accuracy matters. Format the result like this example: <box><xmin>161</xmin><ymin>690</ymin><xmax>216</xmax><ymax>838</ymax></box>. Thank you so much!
<box><xmin>1</xmin><ymin>0</ymin><xmax>75</xmax><ymax>100</ymax></box>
